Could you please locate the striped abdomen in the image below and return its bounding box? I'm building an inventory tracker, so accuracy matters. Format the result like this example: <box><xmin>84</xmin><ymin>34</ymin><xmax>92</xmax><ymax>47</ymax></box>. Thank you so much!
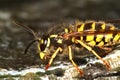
<box><xmin>75</xmin><ymin>21</ymin><xmax>120</xmax><ymax>46</ymax></box>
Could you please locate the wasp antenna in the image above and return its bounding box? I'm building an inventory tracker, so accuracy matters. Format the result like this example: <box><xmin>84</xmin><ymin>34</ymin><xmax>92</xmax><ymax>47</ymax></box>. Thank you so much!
<box><xmin>13</xmin><ymin>20</ymin><xmax>37</xmax><ymax>39</ymax></box>
<box><xmin>24</xmin><ymin>39</ymin><xmax>39</xmax><ymax>54</ymax></box>
<box><xmin>105</xmin><ymin>19</ymin><xmax>120</xmax><ymax>23</ymax></box>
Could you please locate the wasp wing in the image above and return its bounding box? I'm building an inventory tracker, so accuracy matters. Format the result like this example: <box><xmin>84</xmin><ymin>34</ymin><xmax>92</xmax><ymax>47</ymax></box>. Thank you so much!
<box><xmin>63</xmin><ymin>29</ymin><xmax>120</xmax><ymax>38</ymax></box>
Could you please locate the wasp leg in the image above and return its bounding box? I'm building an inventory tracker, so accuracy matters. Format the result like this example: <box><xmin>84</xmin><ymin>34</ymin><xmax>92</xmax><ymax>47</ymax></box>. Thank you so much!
<box><xmin>45</xmin><ymin>47</ymin><xmax>62</xmax><ymax>70</ymax></box>
<box><xmin>68</xmin><ymin>46</ymin><xmax>84</xmax><ymax>76</ymax></box>
<box><xmin>76</xmin><ymin>40</ymin><xmax>111</xmax><ymax>70</ymax></box>
<box><xmin>99</xmin><ymin>46</ymin><xmax>112</xmax><ymax>51</ymax></box>
<box><xmin>99</xmin><ymin>46</ymin><xmax>112</xmax><ymax>56</ymax></box>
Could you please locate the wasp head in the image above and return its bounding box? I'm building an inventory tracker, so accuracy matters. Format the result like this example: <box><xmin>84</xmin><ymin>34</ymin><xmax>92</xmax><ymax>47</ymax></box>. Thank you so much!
<box><xmin>38</xmin><ymin>35</ymin><xmax>51</xmax><ymax>59</ymax></box>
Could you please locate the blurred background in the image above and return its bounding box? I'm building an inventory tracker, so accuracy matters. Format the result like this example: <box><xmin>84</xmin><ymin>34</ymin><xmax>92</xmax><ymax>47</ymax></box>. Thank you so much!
<box><xmin>0</xmin><ymin>0</ymin><xmax>120</xmax><ymax>72</ymax></box>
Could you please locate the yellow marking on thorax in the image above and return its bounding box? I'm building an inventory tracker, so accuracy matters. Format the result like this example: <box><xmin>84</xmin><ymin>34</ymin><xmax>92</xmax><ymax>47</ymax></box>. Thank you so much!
<box><xmin>113</xmin><ymin>33</ymin><xmax>120</xmax><ymax>42</ymax></box>
<box><xmin>86</xmin><ymin>35</ymin><xmax>94</xmax><ymax>41</ymax></box>
<box><xmin>96</xmin><ymin>34</ymin><xmax>103</xmax><ymax>42</ymax></box>
<box><xmin>105</xmin><ymin>33</ymin><xmax>113</xmax><ymax>42</ymax></box>
<box><xmin>88</xmin><ymin>41</ymin><xmax>96</xmax><ymax>46</ymax></box>
<box><xmin>64</xmin><ymin>28</ymin><xmax>68</xmax><ymax>33</ymax></box>
<box><xmin>78</xmin><ymin>23</ymin><xmax>84</xmax><ymax>32</ymax></box>
<box><xmin>50</xmin><ymin>34</ymin><xmax>58</xmax><ymax>38</ymax></box>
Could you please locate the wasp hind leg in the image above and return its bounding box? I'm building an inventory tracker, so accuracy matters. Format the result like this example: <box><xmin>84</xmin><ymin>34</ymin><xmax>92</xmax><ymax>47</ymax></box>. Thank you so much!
<box><xmin>45</xmin><ymin>47</ymin><xmax>62</xmax><ymax>70</ymax></box>
<box><xmin>76</xmin><ymin>40</ymin><xmax>111</xmax><ymax>70</ymax></box>
<box><xmin>68</xmin><ymin>46</ymin><xmax>84</xmax><ymax>76</ymax></box>
<box><xmin>99</xmin><ymin>46</ymin><xmax>112</xmax><ymax>57</ymax></box>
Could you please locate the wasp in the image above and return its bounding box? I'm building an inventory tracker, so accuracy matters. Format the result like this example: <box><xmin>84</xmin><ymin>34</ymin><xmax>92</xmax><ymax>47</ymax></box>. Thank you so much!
<box><xmin>14</xmin><ymin>19</ymin><xmax>120</xmax><ymax>76</ymax></box>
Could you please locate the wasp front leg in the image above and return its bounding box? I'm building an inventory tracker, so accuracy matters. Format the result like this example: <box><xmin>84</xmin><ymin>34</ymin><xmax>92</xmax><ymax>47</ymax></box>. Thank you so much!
<box><xmin>45</xmin><ymin>47</ymin><xmax>62</xmax><ymax>70</ymax></box>
<box><xmin>68</xmin><ymin>46</ymin><xmax>84</xmax><ymax>76</ymax></box>
<box><xmin>76</xmin><ymin>40</ymin><xmax>111</xmax><ymax>70</ymax></box>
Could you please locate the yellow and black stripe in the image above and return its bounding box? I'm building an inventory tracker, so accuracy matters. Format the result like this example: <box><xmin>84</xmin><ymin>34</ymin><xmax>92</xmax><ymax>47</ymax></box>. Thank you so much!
<box><xmin>73</xmin><ymin>21</ymin><xmax>120</xmax><ymax>46</ymax></box>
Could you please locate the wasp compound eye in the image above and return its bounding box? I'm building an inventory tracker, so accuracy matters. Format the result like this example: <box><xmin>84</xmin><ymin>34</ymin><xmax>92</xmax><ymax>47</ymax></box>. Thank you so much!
<box><xmin>40</xmin><ymin>39</ymin><xmax>48</xmax><ymax>51</ymax></box>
